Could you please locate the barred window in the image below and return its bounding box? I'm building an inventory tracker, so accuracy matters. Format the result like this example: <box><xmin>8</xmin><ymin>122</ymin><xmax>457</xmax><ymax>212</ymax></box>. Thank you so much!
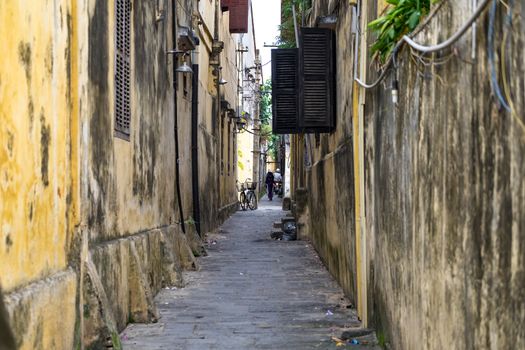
<box><xmin>115</xmin><ymin>0</ymin><xmax>132</xmax><ymax>140</ymax></box>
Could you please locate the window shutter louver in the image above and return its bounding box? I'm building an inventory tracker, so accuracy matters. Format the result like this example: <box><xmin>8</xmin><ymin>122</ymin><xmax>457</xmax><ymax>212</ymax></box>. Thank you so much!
<box><xmin>115</xmin><ymin>0</ymin><xmax>131</xmax><ymax>139</ymax></box>
<box><xmin>229</xmin><ymin>0</ymin><xmax>250</xmax><ymax>33</ymax></box>
<box><xmin>300</xmin><ymin>27</ymin><xmax>335</xmax><ymax>133</ymax></box>
<box><xmin>271</xmin><ymin>48</ymin><xmax>300</xmax><ymax>134</ymax></box>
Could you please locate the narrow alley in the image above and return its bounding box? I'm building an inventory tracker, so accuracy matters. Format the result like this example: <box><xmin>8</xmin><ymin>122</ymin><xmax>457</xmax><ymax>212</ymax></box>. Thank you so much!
<box><xmin>121</xmin><ymin>198</ymin><xmax>378</xmax><ymax>349</ymax></box>
<box><xmin>1</xmin><ymin>1</ymin><xmax>524</xmax><ymax>349</ymax></box>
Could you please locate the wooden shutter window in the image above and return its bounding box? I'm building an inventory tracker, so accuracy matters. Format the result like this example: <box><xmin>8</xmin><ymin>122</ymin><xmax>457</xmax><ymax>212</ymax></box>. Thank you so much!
<box><xmin>271</xmin><ymin>48</ymin><xmax>300</xmax><ymax>134</ymax></box>
<box><xmin>115</xmin><ymin>0</ymin><xmax>131</xmax><ymax>140</ymax></box>
<box><xmin>300</xmin><ymin>27</ymin><xmax>335</xmax><ymax>133</ymax></box>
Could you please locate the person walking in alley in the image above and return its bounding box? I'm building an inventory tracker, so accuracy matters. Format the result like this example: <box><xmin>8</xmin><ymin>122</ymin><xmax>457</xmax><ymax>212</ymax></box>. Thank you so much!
<box><xmin>265</xmin><ymin>170</ymin><xmax>274</xmax><ymax>201</ymax></box>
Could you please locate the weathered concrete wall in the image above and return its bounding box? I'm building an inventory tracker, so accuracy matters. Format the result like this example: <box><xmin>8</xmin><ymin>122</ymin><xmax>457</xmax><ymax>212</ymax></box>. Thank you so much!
<box><xmin>0</xmin><ymin>1</ymin><xmax>80</xmax><ymax>348</ymax></box>
<box><xmin>301</xmin><ymin>0</ymin><xmax>525</xmax><ymax>349</ymax></box>
<box><xmin>362</xmin><ymin>1</ymin><xmax>525</xmax><ymax>349</ymax></box>
<box><xmin>1</xmin><ymin>0</ymin><xmax>242</xmax><ymax>348</ymax></box>
<box><xmin>237</xmin><ymin>132</ymin><xmax>254</xmax><ymax>182</ymax></box>
<box><xmin>81</xmin><ymin>0</ymin><xmax>203</xmax><ymax>347</ymax></box>
<box><xmin>0</xmin><ymin>288</ymin><xmax>16</xmax><ymax>350</ymax></box>
<box><xmin>302</xmin><ymin>0</ymin><xmax>359</xmax><ymax>302</ymax></box>
<box><xmin>219</xmin><ymin>6</ymin><xmax>241</xmax><ymax>214</ymax></box>
<box><xmin>0</xmin><ymin>0</ymin><xmax>79</xmax><ymax>291</ymax></box>
<box><xmin>196</xmin><ymin>0</ymin><xmax>241</xmax><ymax>232</ymax></box>
<box><xmin>85</xmin><ymin>0</ymin><xmax>177</xmax><ymax>241</ymax></box>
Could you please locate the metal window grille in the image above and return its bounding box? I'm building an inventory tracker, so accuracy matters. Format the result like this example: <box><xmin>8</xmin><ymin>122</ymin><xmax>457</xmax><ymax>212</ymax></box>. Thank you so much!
<box><xmin>115</xmin><ymin>0</ymin><xmax>131</xmax><ymax>139</ymax></box>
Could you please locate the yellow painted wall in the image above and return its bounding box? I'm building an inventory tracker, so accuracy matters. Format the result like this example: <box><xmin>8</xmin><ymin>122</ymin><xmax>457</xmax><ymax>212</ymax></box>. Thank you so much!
<box><xmin>237</xmin><ymin>132</ymin><xmax>254</xmax><ymax>182</ymax></box>
<box><xmin>0</xmin><ymin>0</ymin><xmax>79</xmax><ymax>291</ymax></box>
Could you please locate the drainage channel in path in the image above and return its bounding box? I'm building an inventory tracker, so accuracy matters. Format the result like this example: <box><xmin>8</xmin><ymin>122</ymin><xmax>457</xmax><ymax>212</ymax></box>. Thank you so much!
<box><xmin>121</xmin><ymin>197</ymin><xmax>379</xmax><ymax>349</ymax></box>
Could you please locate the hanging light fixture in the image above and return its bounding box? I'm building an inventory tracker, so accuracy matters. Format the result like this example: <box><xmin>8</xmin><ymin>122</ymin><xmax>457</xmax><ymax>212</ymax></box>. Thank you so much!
<box><xmin>235</xmin><ymin>118</ymin><xmax>247</xmax><ymax>133</ymax></box>
<box><xmin>167</xmin><ymin>50</ymin><xmax>193</xmax><ymax>74</ymax></box>
<box><xmin>176</xmin><ymin>61</ymin><xmax>193</xmax><ymax>74</ymax></box>
<box><xmin>218</xmin><ymin>78</ymin><xmax>228</xmax><ymax>85</ymax></box>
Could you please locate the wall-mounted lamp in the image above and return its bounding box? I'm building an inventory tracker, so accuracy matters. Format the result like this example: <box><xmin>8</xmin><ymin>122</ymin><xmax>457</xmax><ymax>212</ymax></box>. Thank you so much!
<box><xmin>167</xmin><ymin>50</ymin><xmax>193</xmax><ymax>74</ymax></box>
<box><xmin>156</xmin><ymin>0</ymin><xmax>165</xmax><ymax>22</ymax></box>
<box><xmin>176</xmin><ymin>61</ymin><xmax>193</xmax><ymax>74</ymax></box>
<box><xmin>235</xmin><ymin>118</ymin><xmax>247</xmax><ymax>133</ymax></box>
<box><xmin>213</xmin><ymin>66</ymin><xmax>227</xmax><ymax>84</ymax></box>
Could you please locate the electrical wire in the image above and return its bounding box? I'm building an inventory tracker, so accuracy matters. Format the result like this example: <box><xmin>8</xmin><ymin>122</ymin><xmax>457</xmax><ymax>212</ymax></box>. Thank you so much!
<box><xmin>354</xmin><ymin>0</ymin><xmax>447</xmax><ymax>89</ymax></box>
<box><xmin>239</xmin><ymin>125</ymin><xmax>273</xmax><ymax>137</ymax></box>
<box><xmin>499</xmin><ymin>0</ymin><xmax>525</xmax><ymax>136</ymax></box>
<box><xmin>355</xmin><ymin>0</ymin><xmax>489</xmax><ymax>88</ymax></box>
<box><xmin>410</xmin><ymin>48</ymin><xmax>455</xmax><ymax>66</ymax></box>
<box><xmin>488</xmin><ymin>0</ymin><xmax>511</xmax><ymax>111</ymax></box>
<box><xmin>402</xmin><ymin>0</ymin><xmax>491</xmax><ymax>53</ymax></box>
<box><xmin>261</xmin><ymin>59</ymin><xmax>272</xmax><ymax>67</ymax></box>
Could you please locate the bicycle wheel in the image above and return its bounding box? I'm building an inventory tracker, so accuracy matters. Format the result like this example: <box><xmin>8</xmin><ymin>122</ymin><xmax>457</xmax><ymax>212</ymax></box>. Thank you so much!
<box><xmin>247</xmin><ymin>191</ymin><xmax>257</xmax><ymax>210</ymax></box>
<box><xmin>239</xmin><ymin>192</ymin><xmax>247</xmax><ymax>211</ymax></box>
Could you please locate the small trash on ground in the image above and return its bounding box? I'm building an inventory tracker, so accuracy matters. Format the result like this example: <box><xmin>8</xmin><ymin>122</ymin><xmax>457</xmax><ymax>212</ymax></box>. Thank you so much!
<box><xmin>331</xmin><ymin>336</ymin><xmax>345</xmax><ymax>347</ymax></box>
<box><xmin>350</xmin><ymin>339</ymin><xmax>360</xmax><ymax>345</ymax></box>
<box><xmin>270</xmin><ymin>230</ymin><xmax>283</xmax><ymax>240</ymax></box>
<box><xmin>283</xmin><ymin>221</ymin><xmax>296</xmax><ymax>234</ymax></box>
<box><xmin>326</xmin><ymin>310</ymin><xmax>334</xmax><ymax>316</ymax></box>
<box><xmin>282</xmin><ymin>232</ymin><xmax>297</xmax><ymax>241</ymax></box>
<box><xmin>282</xmin><ymin>221</ymin><xmax>297</xmax><ymax>240</ymax></box>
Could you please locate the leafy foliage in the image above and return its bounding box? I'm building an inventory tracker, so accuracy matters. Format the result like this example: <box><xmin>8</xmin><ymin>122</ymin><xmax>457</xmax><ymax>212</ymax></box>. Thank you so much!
<box><xmin>277</xmin><ymin>0</ymin><xmax>312</xmax><ymax>48</ymax></box>
<box><xmin>368</xmin><ymin>0</ymin><xmax>435</xmax><ymax>62</ymax></box>
<box><xmin>259</xmin><ymin>80</ymin><xmax>280</xmax><ymax>159</ymax></box>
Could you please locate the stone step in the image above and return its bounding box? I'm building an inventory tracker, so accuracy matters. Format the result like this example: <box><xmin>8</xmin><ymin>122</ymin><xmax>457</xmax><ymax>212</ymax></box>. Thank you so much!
<box><xmin>281</xmin><ymin>216</ymin><xmax>295</xmax><ymax>224</ymax></box>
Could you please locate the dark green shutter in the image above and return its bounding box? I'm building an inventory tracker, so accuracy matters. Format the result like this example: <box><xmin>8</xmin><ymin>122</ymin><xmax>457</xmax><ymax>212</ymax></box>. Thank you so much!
<box><xmin>300</xmin><ymin>27</ymin><xmax>335</xmax><ymax>133</ymax></box>
<box><xmin>272</xmin><ymin>49</ymin><xmax>300</xmax><ymax>134</ymax></box>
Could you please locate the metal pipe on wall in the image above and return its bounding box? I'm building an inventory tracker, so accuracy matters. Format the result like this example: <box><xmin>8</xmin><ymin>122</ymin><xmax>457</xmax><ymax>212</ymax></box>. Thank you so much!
<box><xmin>172</xmin><ymin>0</ymin><xmax>186</xmax><ymax>233</ymax></box>
<box><xmin>191</xmin><ymin>64</ymin><xmax>201</xmax><ymax>236</ymax></box>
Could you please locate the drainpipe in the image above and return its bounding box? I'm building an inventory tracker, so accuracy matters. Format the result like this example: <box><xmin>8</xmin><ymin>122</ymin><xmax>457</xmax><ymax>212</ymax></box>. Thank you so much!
<box><xmin>352</xmin><ymin>0</ymin><xmax>367</xmax><ymax>326</ymax></box>
<box><xmin>191</xmin><ymin>64</ymin><xmax>201</xmax><ymax>236</ymax></box>
<box><xmin>214</xmin><ymin>0</ymin><xmax>222</xmax><ymax>212</ymax></box>
<box><xmin>172</xmin><ymin>0</ymin><xmax>186</xmax><ymax>233</ymax></box>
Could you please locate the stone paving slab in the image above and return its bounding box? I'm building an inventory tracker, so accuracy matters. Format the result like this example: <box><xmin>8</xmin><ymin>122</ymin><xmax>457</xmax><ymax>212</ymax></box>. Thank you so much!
<box><xmin>121</xmin><ymin>198</ymin><xmax>379</xmax><ymax>349</ymax></box>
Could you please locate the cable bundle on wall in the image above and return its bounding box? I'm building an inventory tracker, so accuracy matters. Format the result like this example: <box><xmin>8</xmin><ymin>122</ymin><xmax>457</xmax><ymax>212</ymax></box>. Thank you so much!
<box><xmin>354</xmin><ymin>0</ymin><xmax>490</xmax><ymax>89</ymax></box>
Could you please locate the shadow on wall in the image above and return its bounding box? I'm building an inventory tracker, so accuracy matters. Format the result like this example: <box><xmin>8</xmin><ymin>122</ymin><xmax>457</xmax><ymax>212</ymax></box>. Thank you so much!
<box><xmin>0</xmin><ymin>287</ymin><xmax>16</xmax><ymax>350</ymax></box>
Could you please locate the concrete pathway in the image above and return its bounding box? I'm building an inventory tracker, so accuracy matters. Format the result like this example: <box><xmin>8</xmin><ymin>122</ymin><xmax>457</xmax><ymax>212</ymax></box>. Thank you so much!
<box><xmin>121</xmin><ymin>198</ymin><xmax>379</xmax><ymax>349</ymax></box>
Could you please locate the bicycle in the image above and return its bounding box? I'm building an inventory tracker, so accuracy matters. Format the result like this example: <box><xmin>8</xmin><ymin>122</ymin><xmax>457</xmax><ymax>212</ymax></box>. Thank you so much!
<box><xmin>236</xmin><ymin>178</ymin><xmax>258</xmax><ymax>211</ymax></box>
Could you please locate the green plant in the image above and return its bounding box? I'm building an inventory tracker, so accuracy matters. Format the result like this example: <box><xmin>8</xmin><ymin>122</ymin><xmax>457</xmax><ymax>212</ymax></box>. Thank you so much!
<box><xmin>376</xmin><ymin>328</ymin><xmax>387</xmax><ymax>348</ymax></box>
<box><xmin>368</xmin><ymin>0</ymin><xmax>435</xmax><ymax>62</ymax></box>
<box><xmin>258</xmin><ymin>80</ymin><xmax>280</xmax><ymax>160</ymax></box>
<box><xmin>111</xmin><ymin>331</ymin><xmax>122</xmax><ymax>350</ymax></box>
<box><xmin>277</xmin><ymin>0</ymin><xmax>312</xmax><ymax>48</ymax></box>
<box><xmin>184</xmin><ymin>217</ymin><xmax>196</xmax><ymax>226</ymax></box>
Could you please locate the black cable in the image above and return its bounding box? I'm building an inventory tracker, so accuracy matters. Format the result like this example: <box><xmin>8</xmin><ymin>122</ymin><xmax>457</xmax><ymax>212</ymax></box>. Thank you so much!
<box><xmin>488</xmin><ymin>0</ymin><xmax>511</xmax><ymax>111</ymax></box>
